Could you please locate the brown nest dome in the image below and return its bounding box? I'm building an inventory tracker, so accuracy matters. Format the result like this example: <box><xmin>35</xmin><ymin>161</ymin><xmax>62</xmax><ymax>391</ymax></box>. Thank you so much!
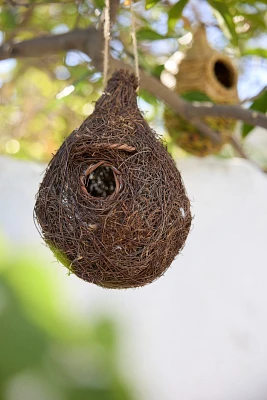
<box><xmin>34</xmin><ymin>70</ymin><xmax>191</xmax><ymax>289</ymax></box>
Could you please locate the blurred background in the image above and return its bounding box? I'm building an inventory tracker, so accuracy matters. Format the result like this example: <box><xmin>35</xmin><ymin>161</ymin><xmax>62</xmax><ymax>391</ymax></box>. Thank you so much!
<box><xmin>1</xmin><ymin>0</ymin><xmax>267</xmax><ymax>399</ymax></box>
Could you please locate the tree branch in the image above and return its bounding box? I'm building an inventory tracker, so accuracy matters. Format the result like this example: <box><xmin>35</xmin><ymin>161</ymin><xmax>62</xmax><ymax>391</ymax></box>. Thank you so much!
<box><xmin>110</xmin><ymin>59</ymin><xmax>267</xmax><ymax>132</ymax></box>
<box><xmin>230</xmin><ymin>136</ymin><xmax>248</xmax><ymax>159</ymax></box>
<box><xmin>0</xmin><ymin>27</ymin><xmax>103</xmax><ymax>66</ymax></box>
<box><xmin>187</xmin><ymin>103</ymin><xmax>267</xmax><ymax>130</ymax></box>
<box><xmin>109</xmin><ymin>0</ymin><xmax>120</xmax><ymax>25</ymax></box>
<box><xmin>230</xmin><ymin>136</ymin><xmax>266</xmax><ymax>173</ymax></box>
<box><xmin>5</xmin><ymin>0</ymin><xmax>74</xmax><ymax>8</ymax></box>
<box><xmin>189</xmin><ymin>119</ymin><xmax>222</xmax><ymax>144</ymax></box>
<box><xmin>0</xmin><ymin>27</ymin><xmax>267</xmax><ymax>134</ymax></box>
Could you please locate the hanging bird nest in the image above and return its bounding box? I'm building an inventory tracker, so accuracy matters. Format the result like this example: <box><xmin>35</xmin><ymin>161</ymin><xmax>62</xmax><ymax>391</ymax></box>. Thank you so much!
<box><xmin>164</xmin><ymin>25</ymin><xmax>239</xmax><ymax>156</ymax></box>
<box><xmin>34</xmin><ymin>70</ymin><xmax>192</xmax><ymax>289</ymax></box>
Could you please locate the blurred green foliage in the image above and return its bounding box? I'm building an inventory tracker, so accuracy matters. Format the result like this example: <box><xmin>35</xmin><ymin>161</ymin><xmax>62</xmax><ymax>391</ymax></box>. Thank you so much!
<box><xmin>242</xmin><ymin>89</ymin><xmax>267</xmax><ymax>138</ymax></box>
<box><xmin>168</xmin><ymin>0</ymin><xmax>189</xmax><ymax>32</ymax></box>
<box><xmin>0</xmin><ymin>244</ymin><xmax>134</xmax><ymax>400</ymax></box>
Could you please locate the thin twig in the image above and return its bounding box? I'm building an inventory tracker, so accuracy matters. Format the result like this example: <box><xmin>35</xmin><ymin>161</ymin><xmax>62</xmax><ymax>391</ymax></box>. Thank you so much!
<box><xmin>230</xmin><ymin>136</ymin><xmax>249</xmax><ymax>159</ymax></box>
<box><xmin>191</xmin><ymin>118</ymin><xmax>221</xmax><ymax>144</ymax></box>
<box><xmin>74</xmin><ymin>11</ymin><xmax>82</xmax><ymax>29</ymax></box>
<box><xmin>73</xmin><ymin>0</ymin><xmax>82</xmax><ymax>29</ymax></box>
<box><xmin>230</xmin><ymin>136</ymin><xmax>266</xmax><ymax>173</ymax></box>
<box><xmin>240</xmin><ymin>86</ymin><xmax>266</xmax><ymax>104</ymax></box>
<box><xmin>6</xmin><ymin>5</ymin><xmax>34</xmax><ymax>41</ymax></box>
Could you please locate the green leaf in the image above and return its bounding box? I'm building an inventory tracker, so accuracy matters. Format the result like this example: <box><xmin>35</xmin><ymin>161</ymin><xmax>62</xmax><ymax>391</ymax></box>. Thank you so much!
<box><xmin>242</xmin><ymin>48</ymin><xmax>267</xmax><ymax>58</ymax></box>
<box><xmin>136</xmin><ymin>28</ymin><xmax>173</xmax><ymax>41</ymax></box>
<box><xmin>0</xmin><ymin>10</ymin><xmax>17</xmax><ymax>31</ymax></box>
<box><xmin>241</xmin><ymin>12</ymin><xmax>267</xmax><ymax>30</ymax></box>
<box><xmin>152</xmin><ymin>64</ymin><xmax>165</xmax><ymax>78</ymax></box>
<box><xmin>168</xmin><ymin>0</ymin><xmax>189</xmax><ymax>31</ymax></box>
<box><xmin>145</xmin><ymin>0</ymin><xmax>161</xmax><ymax>9</ymax></box>
<box><xmin>181</xmin><ymin>91</ymin><xmax>213</xmax><ymax>102</ymax></box>
<box><xmin>139</xmin><ymin>89</ymin><xmax>158</xmax><ymax>106</ymax></box>
<box><xmin>208</xmin><ymin>0</ymin><xmax>238</xmax><ymax>47</ymax></box>
<box><xmin>242</xmin><ymin>90</ymin><xmax>267</xmax><ymax>138</ymax></box>
<box><xmin>94</xmin><ymin>0</ymin><xmax>105</xmax><ymax>10</ymax></box>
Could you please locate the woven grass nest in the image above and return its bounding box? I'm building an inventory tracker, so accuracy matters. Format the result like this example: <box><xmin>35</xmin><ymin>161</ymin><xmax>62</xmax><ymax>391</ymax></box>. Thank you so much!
<box><xmin>34</xmin><ymin>70</ymin><xmax>191</xmax><ymax>289</ymax></box>
<box><xmin>164</xmin><ymin>25</ymin><xmax>239</xmax><ymax>157</ymax></box>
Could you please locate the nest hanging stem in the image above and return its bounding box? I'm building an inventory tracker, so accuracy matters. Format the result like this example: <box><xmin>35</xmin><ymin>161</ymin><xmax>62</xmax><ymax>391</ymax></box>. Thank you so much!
<box><xmin>130</xmin><ymin>0</ymin><xmax>140</xmax><ymax>90</ymax></box>
<box><xmin>103</xmin><ymin>0</ymin><xmax>111</xmax><ymax>88</ymax></box>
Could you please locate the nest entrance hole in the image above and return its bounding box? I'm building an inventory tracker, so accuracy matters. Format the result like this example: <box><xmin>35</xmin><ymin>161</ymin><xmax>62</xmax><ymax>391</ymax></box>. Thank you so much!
<box><xmin>85</xmin><ymin>166</ymin><xmax>116</xmax><ymax>198</ymax></box>
<box><xmin>213</xmin><ymin>60</ymin><xmax>234</xmax><ymax>88</ymax></box>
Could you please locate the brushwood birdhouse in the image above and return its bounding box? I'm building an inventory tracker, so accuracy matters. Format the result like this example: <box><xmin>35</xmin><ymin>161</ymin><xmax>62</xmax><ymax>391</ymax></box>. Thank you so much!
<box><xmin>164</xmin><ymin>25</ymin><xmax>239</xmax><ymax>156</ymax></box>
<box><xmin>34</xmin><ymin>70</ymin><xmax>192</xmax><ymax>289</ymax></box>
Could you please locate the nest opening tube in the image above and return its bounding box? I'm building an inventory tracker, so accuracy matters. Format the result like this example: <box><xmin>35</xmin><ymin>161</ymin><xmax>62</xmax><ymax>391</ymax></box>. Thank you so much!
<box><xmin>86</xmin><ymin>166</ymin><xmax>116</xmax><ymax>198</ymax></box>
<box><xmin>81</xmin><ymin>162</ymin><xmax>121</xmax><ymax>199</ymax></box>
<box><xmin>213</xmin><ymin>60</ymin><xmax>235</xmax><ymax>89</ymax></box>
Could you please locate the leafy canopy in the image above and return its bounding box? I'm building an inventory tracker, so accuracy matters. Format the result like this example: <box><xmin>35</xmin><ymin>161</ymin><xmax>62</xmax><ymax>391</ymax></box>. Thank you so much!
<box><xmin>0</xmin><ymin>0</ymin><xmax>266</xmax><ymax>161</ymax></box>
